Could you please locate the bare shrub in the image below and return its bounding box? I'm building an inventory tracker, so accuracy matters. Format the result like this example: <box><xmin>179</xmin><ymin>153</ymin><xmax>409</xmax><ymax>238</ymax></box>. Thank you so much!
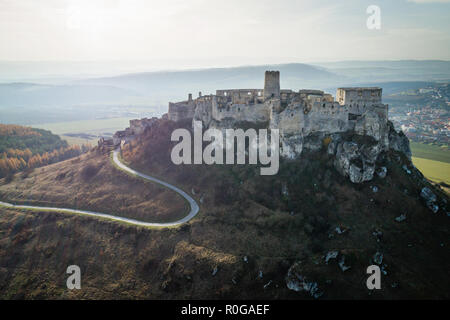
<box><xmin>80</xmin><ymin>163</ymin><xmax>101</xmax><ymax>181</ymax></box>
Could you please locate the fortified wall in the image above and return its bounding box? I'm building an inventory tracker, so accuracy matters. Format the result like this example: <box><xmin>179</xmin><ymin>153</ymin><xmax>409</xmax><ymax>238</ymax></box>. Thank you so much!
<box><xmin>111</xmin><ymin>117</ymin><xmax>158</xmax><ymax>146</ymax></box>
<box><xmin>167</xmin><ymin>71</ymin><xmax>389</xmax><ymax>159</ymax></box>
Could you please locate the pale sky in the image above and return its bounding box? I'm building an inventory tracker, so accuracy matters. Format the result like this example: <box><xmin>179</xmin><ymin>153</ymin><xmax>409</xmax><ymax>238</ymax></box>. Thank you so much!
<box><xmin>0</xmin><ymin>0</ymin><xmax>449</xmax><ymax>67</ymax></box>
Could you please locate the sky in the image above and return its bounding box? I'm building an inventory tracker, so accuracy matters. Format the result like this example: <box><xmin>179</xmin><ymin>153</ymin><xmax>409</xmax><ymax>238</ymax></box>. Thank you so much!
<box><xmin>0</xmin><ymin>0</ymin><xmax>449</xmax><ymax>69</ymax></box>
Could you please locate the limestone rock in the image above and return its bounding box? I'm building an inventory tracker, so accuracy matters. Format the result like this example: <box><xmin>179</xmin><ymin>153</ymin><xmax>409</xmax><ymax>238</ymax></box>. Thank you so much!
<box><xmin>280</xmin><ymin>133</ymin><xmax>303</xmax><ymax>159</ymax></box>
<box><xmin>421</xmin><ymin>187</ymin><xmax>437</xmax><ymax>203</ymax></box>
<box><xmin>334</xmin><ymin>140</ymin><xmax>380</xmax><ymax>184</ymax></box>
<box><xmin>388</xmin><ymin>122</ymin><xmax>412</xmax><ymax>160</ymax></box>
<box><xmin>324</xmin><ymin>251</ymin><xmax>339</xmax><ymax>264</ymax></box>
<box><xmin>373</xmin><ymin>252</ymin><xmax>383</xmax><ymax>265</ymax></box>
<box><xmin>355</xmin><ymin>110</ymin><xmax>383</xmax><ymax>142</ymax></box>
<box><xmin>285</xmin><ymin>262</ymin><xmax>323</xmax><ymax>298</ymax></box>
<box><xmin>395</xmin><ymin>214</ymin><xmax>407</xmax><ymax>222</ymax></box>
<box><xmin>420</xmin><ymin>187</ymin><xmax>439</xmax><ymax>213</ymax></box>
<box><xmin>376</xmin><ymin>166</ymin><xmax>387</xmax><ymax>178</ymax></box>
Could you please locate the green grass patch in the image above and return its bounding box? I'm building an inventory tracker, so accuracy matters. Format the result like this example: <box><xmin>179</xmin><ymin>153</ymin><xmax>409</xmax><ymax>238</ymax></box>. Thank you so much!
<box><xmin>410</xmin><ymin>142</ymin><xmax>450</xmax><ymax>164</ymax></box>
<box><xmin>412</xmin><ymin>156</ymin><xmax>450</xmax><ymax>185</ymax></box>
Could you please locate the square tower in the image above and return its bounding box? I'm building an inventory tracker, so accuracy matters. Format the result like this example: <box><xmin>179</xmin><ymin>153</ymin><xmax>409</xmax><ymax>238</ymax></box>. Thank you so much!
<box><xmin>264</xmin><ymin>71</ymin><xmax>280</xmax><ymax>99</ymax></box>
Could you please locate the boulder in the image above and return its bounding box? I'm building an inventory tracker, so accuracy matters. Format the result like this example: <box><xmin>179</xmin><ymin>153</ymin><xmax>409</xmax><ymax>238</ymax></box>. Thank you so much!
<box><xmin>285</xmin><ymin>262</ymin><xmax>323</xmax><ymax>298</ymax></box>
<box><xmin>420</xmin><ymin>187</ymin><xmax>439</xmax><ymax>213</ymax></box>
<box><xmin>421</xmin><ymin>187</ymin><xmax>437</xmax><ymax>203</ymax></box>
<box><xmin>376</xmin><ymin>166</ymin><xmax>387</xmax><ymax>178</ymax></box>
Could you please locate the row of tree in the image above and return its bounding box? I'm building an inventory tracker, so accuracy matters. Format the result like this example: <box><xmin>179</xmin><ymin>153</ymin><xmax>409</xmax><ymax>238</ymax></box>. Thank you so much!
<box><xmin>0</xmin><ymin>145</ymin><xmax>90</xmax><ymax>178</ymax></box>
<box><xmin>0</xmin><ymin>124</ymin><xmax>91</xmax><ymax>178</ymax></box>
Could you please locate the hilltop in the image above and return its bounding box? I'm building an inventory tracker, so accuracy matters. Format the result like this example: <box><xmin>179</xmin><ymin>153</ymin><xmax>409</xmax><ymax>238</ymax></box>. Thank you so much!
<box><xmin>0</xmin><ymin>118</ymin><xmax>449</xmax><ymax>299</ymax></box>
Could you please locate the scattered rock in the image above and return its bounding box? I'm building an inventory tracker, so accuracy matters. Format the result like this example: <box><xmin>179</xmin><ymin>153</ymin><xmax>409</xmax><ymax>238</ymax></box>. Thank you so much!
<box><xmin>338</xmin><ymin>256</ymin><xmax>351</xmax><ymax>272</ymax></box>
<box><xmin>373</xmin><ymin>252</ymin><xmax>383</xmax><ymax>265</ymax></box>
<box><xmin>395</xmin><ymin>214</ymin><xmax>407</xmax><ymax>222</ymax></box>
<box><xmin>372</xmin><ymin>229</ymin><xmax>383</xmax><ymax>242</ymax></box>
<box><xmin>420</xmin><ymin>187</ymin><xmax>439</xmax><ymax>213</ymax></box>
<box><xmin>421</xmin><ymin>187</ymin><xmax>437</xmax><ymax>203</ymax></box>
<box><xmin>324</xmin><ymin>251</ymin><xmax>339</xmax><ymax>264</ymax></box>
<box><xmin>371</xmin><ymin>185</ymin><xmax>379</xmax><ymax>193</ymax></box>
<box><xmin>285</xmin><ymin>262</ymin><xmax>323</xmax><ymax>299</ymax></box>
<box><xmin>335</xmin><ymin>225</ymin><xmax>349</xmax><ymax>235</ymax></box>
<box><xmin>428</xmin><ymin>202</ymin><xmax>439</xmax><ymax>213</ymax></box>
<box><xmin>402</xmin><ymin>164</ymin><xmax>411</xmax><ymax>175</ymax></box>
<box><xmin>376</xmin><ymin>166</ymin><xmax>387</xmax><ymax>178</ymax></box>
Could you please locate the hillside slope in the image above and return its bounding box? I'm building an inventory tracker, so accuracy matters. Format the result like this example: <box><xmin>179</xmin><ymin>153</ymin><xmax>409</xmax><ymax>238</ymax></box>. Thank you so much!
<box><xmin>0</xmin><ymin>150</ymin><xmax>186</xmax><ymax>223</ymax></box>
<box><xmin>0</xmin><ymin>119</ymin><xmax>449</xmax><ymax>299</ymax></box>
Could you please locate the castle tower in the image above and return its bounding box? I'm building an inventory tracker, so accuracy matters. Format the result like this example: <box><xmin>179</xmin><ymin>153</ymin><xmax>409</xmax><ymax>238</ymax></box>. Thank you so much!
<box><xmin>264</xmin><ymin>71</ymin><xmax>280</xmax><ymax>99</ymax></box>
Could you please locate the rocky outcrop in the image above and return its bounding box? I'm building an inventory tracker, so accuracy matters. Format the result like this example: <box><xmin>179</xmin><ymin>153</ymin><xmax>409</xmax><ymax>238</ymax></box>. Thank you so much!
<box><xmin>279</xmin><ymin>133</ymin><xmax>303</xmax><ymax>159</ymax></box>
<box><xmin>333</xmin><ymin>140</ymin><xmax>381</xmax><ymax>183</ymax></box>
<box><xmin>325</xmin><ymin>119</ymin><xmax>412</xmax><ymax>184</ymax></box>
<box><xmin>388</xmin><ymin>121</ymin><xmax>412</xmax><ymax>160</ymax></box>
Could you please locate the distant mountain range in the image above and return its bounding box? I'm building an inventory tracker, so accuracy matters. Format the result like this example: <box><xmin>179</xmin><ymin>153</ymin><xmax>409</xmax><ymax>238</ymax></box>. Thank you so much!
<box><xmin>0</xmin><ymin>60</ymin><xmax>449</xmax><ymax>125</ymax></box>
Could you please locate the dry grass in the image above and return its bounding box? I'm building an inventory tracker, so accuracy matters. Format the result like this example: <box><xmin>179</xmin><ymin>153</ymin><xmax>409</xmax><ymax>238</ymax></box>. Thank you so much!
<box><xmin>0</xmin><ymin>119</ymin><xmax>449</xmax><ymax>299</ymax></box>
<box><xmin>0</xmin><ymin>150</ymin><xmax>187</xmax><ymax>223</ymax></box>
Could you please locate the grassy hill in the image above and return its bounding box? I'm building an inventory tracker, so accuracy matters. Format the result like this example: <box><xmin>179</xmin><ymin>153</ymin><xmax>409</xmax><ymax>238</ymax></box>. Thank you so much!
<box><xmin>0</xmin><ymin>150</ymin><xmax>187</xmax><ymax>223</ymax></box>
<box><xmin>0</xmin><ymin>119</ymin><xmax>448</xmax><ymax>299</ymax></box>
<box><xmin>0</xmin><ymin>124</ymin><xmax>68</xmax><ymax>155</ymax></box>
<box><xmin>0</xmin><ymin>124</ymin><xmax>86</xmax><ymax>178</ymax></box>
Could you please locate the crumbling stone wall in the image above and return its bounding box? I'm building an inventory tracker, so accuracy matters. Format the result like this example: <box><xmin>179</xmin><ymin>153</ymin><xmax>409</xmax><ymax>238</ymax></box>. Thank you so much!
<box><xmin>167</xmin><ymin>70</ymin><xmax>389</xmax><ymax>160</ymax></box>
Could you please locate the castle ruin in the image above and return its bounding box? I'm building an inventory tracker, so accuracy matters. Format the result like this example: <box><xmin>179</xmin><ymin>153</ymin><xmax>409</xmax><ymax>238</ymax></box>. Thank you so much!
<box><xmin>168</xmin><ymin>71</ymin><xmax>389</xmax><ymax>159</ymax></box>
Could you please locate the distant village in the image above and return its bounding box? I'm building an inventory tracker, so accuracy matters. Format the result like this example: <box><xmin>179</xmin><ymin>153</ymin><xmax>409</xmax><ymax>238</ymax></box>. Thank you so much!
<box><xmin>389</xmin><ymin>83</ymin><xmax>450</xmax><ymax>147</ymax></box>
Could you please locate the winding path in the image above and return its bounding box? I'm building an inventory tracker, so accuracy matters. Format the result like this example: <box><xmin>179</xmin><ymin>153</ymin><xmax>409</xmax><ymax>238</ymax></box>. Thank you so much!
<box><xmin>0</xmin><ymin>149</ymin><xmax>199</xmax><ymax>227</ymax></box>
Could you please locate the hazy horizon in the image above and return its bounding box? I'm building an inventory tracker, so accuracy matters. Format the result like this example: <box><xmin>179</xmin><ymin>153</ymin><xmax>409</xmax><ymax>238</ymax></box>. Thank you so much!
<box><xmin>1</xmin><ymin>0</ymin><xmax>449</xmax><ymax>67</ymax></box>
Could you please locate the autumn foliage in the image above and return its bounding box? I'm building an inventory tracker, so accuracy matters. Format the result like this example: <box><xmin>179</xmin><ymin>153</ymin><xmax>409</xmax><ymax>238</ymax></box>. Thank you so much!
<box><xmin>0</xmin><ymin>124</ymin><xmax>89</xmax><ymax>178</ymax></box>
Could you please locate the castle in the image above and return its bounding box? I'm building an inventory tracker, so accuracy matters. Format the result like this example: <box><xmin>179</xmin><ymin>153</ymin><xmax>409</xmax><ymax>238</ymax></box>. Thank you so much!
<box><xmin>168</xmin><ymin>71</ymin><xmax>389</xmax><ymax>159</ymax></box>
<box><xmin>100</xmin><ymin>70</ymin><xmax>409</xmax><ymax>183</ymax></box>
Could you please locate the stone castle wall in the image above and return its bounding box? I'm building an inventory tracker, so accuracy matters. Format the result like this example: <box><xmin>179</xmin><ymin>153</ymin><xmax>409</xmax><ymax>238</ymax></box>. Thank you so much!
<box><xmin>166</xmin><ymin>71</ymin><xmax>389</xmax><ymax>159</ymax></box>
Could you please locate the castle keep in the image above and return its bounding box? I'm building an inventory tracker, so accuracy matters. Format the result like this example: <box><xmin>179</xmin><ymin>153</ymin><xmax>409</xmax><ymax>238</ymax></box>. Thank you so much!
<box><xmin>168</xmin><ymin>71</ymin><xmax>389</xmax><ymax>159</ymax></box>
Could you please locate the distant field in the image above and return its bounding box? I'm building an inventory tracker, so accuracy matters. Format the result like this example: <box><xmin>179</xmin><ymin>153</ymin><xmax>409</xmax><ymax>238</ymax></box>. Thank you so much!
<box><xmin>60</xmin><ymin>135</ymin><xmax>95</xmax><ymax>146</ymax></box>
<box><xmin>33</xmin><ymin>117</ymin><xmax>133</xmax><ymax>135</ymax></box>
<box><xmin>410</xmin><ymin>142</ymin><xmax>449</xmax><ymax>164</ymax></box>
<box><xmin>412</xmin><ymin>157</ymin><xmax>450</xmax><ymax>186</ymax></box>
<box><xmin>33</xmin><ymin>117</ymin><xmax>137</xmax><ymax>145</ymax></box>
